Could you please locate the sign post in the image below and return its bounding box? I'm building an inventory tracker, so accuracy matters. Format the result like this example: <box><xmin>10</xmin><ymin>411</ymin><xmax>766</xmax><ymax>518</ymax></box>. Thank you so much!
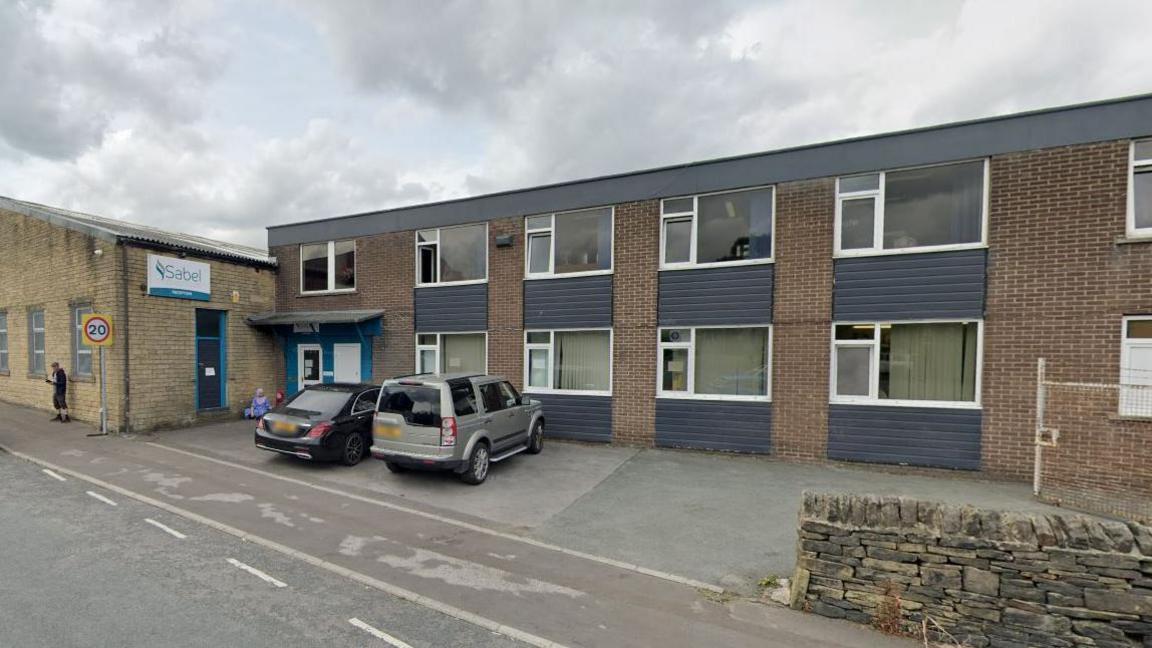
<box><xmin>81</xmin><ymin>314</ymin><xmax>114</xmax><ymax>436</ymax></box>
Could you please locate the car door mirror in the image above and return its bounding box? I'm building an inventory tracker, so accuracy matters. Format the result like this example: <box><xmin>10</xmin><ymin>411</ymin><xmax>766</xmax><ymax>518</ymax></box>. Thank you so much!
<box><xmin>518</xmin><ymin>395</ymin><xmax>531</xmax><ymax>406</ymax></box>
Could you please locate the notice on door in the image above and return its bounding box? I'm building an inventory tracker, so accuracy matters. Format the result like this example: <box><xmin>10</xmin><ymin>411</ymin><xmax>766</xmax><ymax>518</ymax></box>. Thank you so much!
<box><xmin>205</xmin><ymin>367</ymin><xmax>216</xmax><ymax>376</ymax></box>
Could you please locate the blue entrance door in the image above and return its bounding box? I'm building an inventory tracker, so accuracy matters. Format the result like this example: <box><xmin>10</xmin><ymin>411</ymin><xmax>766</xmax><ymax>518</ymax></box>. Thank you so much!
<box><xmin>196</xmin><ymin>310</ymin><xmax>226</xmax><ymax>410</ymax></box>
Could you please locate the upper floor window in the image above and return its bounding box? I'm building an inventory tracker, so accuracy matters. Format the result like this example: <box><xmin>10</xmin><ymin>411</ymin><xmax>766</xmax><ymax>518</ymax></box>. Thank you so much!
<box><xmin>525</xmin><ymin>207</ymin><xmax>613</xmax><ymax>278</ymax></box>
<box><xmin>1129</xmin><ymin>140</ymin><xmax>1152</xmax><ymax>236</ymax></box>
<box><xmin>28</xmin><ymin>308</ymin><xmax>45</xmax><ymax>374</ymax></box>
<box><xmin>658</xmin><ymin>326</ymin><xmax>771</xmax><ymax>400</ymax></box>
<box><xmin>300</xmin><ymin>240</ymin><xmax>356</xmax><ymax>293</ymax></box>
<box><xmin>416</xmin><ymin>223</ymin><xmax>487</xmax><ymax>285</ymax></box>
<box><xmin>661</xmin><ymin>187</ymin><xmax>774</xmax><ymax>268</ymax></box>
<box><xmin>0</xmin><ymin>311</ymin><xmax>8</xmax><ymax>373</ymax></box>
<box><xmin>835</xmin><ymin>160</ymin><xmax>986</xmax><ymax>256</ymax></box>
<box><xmin>72</xmin><ymin>304</ymin><xmax>93</xmax><ymax>378</ymax></box>
<box><xmin>831</xmin><ymin>321</ymin><xmax>980</xmax><ymax>406</ymax></box>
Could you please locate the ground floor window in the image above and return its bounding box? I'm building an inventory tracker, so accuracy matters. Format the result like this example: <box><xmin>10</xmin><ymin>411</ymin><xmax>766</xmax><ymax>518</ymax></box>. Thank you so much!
<box><xmin>416</xmin><ymin>332</ymin><xmax>486</xmax><ymax>374</ymax></box>
<box><xmin>1120</xmin><ymin>316</ymin><xmax>1152</xmax><ymax>416</ymax></box>
<box><xmin>28</xmin><ymin>308</ymin><xmax>45</xmax><ymax>374</ymax></box>
<box><xmin>73</xmin><ymin>304</ymin><xmax>94</xmax><ymax>378</ymax></box>
<box><xmin>0</xmin><ymin>311</ymin><xmax>7</xmax><ymax>373</ymax></box>
<box><xmin>658</xmin><ymin>326</ymin><xmax>771</xmax><ymax>399</ymax></box>
<box><xmin>831</xmin><ymin>321</ymin><xmax>980</xmax><ymax>405</ymax></box>
<box><xmin>523</xmin><ymin>329</ymin><xmax>611</xmax><ymax>394</ymax></box>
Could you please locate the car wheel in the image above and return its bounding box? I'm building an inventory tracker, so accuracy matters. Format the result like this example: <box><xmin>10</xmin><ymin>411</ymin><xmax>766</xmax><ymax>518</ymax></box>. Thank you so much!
<box><xmin>525</xmin><ymin>420</ymin><xmax>544</xmax><ymax>455</ymax></box>
<box><xmin>460</xmin><ymin>442</ymin><xmax>490</xmax><ymax>485</ymax></box>
<box><xmin>385</xmin><ymin>462</ymin><xmax>408</xmax><ymax>474</ymax></box>
<box><xmin>341</xmin><ymin>433</ymin><xmax>366</xmax><ymax>466</ymax></box>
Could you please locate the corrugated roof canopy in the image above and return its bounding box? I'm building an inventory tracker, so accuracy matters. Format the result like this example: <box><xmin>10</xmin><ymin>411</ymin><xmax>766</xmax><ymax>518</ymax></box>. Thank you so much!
<box><xmin>245</xmin><ymin>310</ymin><xmax>384</xmax><ymax>326</ymax></box>
<box><xmin>0</xmin><ymin>195</ymin><xmax>275</xmax><ymax>267</ymax></box>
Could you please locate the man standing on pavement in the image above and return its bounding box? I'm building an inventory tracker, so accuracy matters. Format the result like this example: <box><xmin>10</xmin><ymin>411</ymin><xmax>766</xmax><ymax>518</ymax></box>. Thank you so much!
<box><xmin>46</xmin><ymin>362</ymin><xmax>69</xmax><ymax>423</ymax></box>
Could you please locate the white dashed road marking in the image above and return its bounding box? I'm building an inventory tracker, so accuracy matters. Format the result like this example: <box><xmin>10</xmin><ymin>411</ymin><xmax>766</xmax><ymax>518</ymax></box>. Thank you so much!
<box><xmin>86</xmin><ymin>490</ymin><xmax>117</xmax><ymax>506</ymax></box>
<box><xmin>226</xmin><ymin>558</ymin><xmax>287</xmax><ymax>588</ymax></box>
<box><xmin>145</xmin><ymin>518</ymin><xmax>187</xmax><ymax>539</ymax></box>
<box><xmin>348</xmin><ymin>618</ymin><xmax>417</xmax><ymax>648</ymax></box>
<box><xmin>42</xmin><ymin>468</ymin><xmax>67</xmax><ymax>482</ymax></box>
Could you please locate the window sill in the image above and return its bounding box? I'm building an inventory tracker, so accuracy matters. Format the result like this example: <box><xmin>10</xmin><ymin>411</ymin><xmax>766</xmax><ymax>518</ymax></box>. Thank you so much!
<box><xmin>524</xmin><ymin>270</ymin><xmax>613</xmax><ymax>281</ymax></box>
<box><xmin>1108</xmin><ymin>413</ymin><xmax>1152</xmax><ymax>422</ymax></box>
<box><xmin>833</xmin><ymin>243</ymin><xmax>987</xmax><ymax>259</ymax></box>
<box><xmin>524</xmin><ymin>389</ymin><xmax>612</xmax><ymax>398</ymax></box>
<box><xmin>1115</xmin><ymin>235</ymin><xmax>1152</xmax><ymax>246</ymax></box>
<box><xmin>71</xmin><ymin>375</ymin><xmax>96</xmax><ymax>384</ymax></box>
<box><xmin>829</xmin><ymin>399</ymin><xmax>982</xmax><ymax>410</ymax></box>
<box><xmin>656</xmin><ymin>394</ymin><xmax>771</xmax><ymax>403</ymax></box>
<box><xmin>415</xmin><ymin>279</ymin><xmax>489</xmax><ymax>288</ymax></box>
<box><xmin>659</xmin><ymin>259</ymin><xmax>774</xmax><ymax>272</ymax></box>
<box><xmin>297</xmin><ymin>289</ymin><xmax>358</xmax><ymax>298</ymax></box>
<box><xmin>0</xmin><ymin>370</ymin><xmax>8</xmax><ymax>377</ymax></box>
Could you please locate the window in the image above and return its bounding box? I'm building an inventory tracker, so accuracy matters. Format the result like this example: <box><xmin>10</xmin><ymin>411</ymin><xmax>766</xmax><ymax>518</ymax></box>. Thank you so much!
<box><xmin>660</xmin><ymin>187</ymin><xmax>774</xmax><ymax>268</ymax></box>
<box><xmin>449</xmin><ymin>379</ymin><xmax>478</xmax><ymax>416</ymax></box>
<box><xmin>300</xmin><ymin>240</ymin><xmax>356</xmax><ymax>293</ymax></box>
<box><xmin>831</xmin><ymin>322</ymin><xmax>980</xmax><ymax>405</ymax></box>
<box><xmin>416</xmin><ymin>224</ymin><xmax>487</xmax><ymax>285</ymax></box>
<box><xmin>525</xmin><ymin>208</ymin><xmax>613</xmax><ymax>277</ymax></box>
<box><xmin>523</xmin><ymin>329</ymin><xmax>611</xmax><ymax>393</ymax></box>
<box><xmin>73</xmin><ymin>304</ymin><xmax>93</xmax><ymax>378</ymax></box>
<box><xmin>657</xmin><ymin>326</ymin><xmax>771</xmax><ymax>399</ymax></box>
<box><xmin>835</xmin><ymin>160</ymin><xmax>986</xmax><ymax>255</ymax></box>
<box><xmin>0</xmin><ymin>311</ymin><xmax>7</xmax><ymax>373</ymax></box>
<box><xmin>28</xmin><ymin>309</ymin><xmax>45</xmax><ymax>373</ymax></box>
<box><xmin>478</xmin><ymin>382</ymin><xmax>508</xmax><ymax>413</ymax></box>
<box><xmin>415</xmin><ymin>333</ymin><xmax>486</xmax><ymax>374</ymax></box>
<box><xmin>378</xmin><ymin>384</ymin><xmax>442</xmax><ymax>427</ymax></box>
<box><xmin>1120</xmin><ymin>316</ymin><xmax>1152</xmax><ymax>416</ymax></box>
<box><xmin>1129</xmin><ymin>140</ymin><xmax>1152</xmax><ymax>236</ymax></box>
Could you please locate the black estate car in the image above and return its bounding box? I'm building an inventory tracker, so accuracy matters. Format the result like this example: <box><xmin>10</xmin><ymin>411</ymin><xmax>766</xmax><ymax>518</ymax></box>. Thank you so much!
<box><xmin>255</xmin><ymin>383</ymin><xmax>379</xmax><ymax>465</ymax></box>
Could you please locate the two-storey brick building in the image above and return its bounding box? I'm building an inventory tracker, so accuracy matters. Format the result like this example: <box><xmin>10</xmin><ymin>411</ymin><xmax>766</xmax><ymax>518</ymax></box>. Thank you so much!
<box><xmin>260</xmin><ymin>94</ymin><xmax>1152</xmax><ymax>520</ymax></box>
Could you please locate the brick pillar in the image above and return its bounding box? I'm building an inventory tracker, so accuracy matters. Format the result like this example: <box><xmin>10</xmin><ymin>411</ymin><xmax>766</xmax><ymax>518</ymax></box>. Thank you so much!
<box><xmin>772</xmin><ymin>178</ymin><xmax>835</xmax><ymax>461</ymax></box>
<box><xmin>368</xmin><ymin>231</ymin><xmax>415</xmax><ymax>379</ymax></box>
<box><xmin>487</xmin><ymin>216</ymin><xmax>524</xmax><ymax>388</ymax></box>
<box><xmin>611</xmin><ymin>199</ymin><xmax>660</xmax><ymax>446</ymax></box>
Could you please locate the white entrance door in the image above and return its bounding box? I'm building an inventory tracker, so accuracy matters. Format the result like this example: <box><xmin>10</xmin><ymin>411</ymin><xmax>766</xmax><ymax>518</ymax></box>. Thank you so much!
<box><xmin>333</xmin><ymin>343</ymin><xmax>362</xmax><ymax>383</ymax></box>
<box><xmin>298</xmin><ymin>344</ymin><xmax>323</xmax><ymax>387</ymax></box>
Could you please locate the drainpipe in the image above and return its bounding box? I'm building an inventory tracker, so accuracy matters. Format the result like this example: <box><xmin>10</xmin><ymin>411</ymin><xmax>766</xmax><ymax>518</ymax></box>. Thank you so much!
<box><xmin>120</xmin><ymin>242</ymin><xmax>131</xmax><ymax>434</ymax></box>
<box><xmin>1033</xmin><ymin>358</ymin><xmax>1045</xmax><ymax>496</ymax></box>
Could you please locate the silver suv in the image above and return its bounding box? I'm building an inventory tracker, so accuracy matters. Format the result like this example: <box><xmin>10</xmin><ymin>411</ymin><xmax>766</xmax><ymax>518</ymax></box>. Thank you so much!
<box><xmin>370</xmin><ymin>373</ymin><xmax>544</xmax><ymax>485</ymax></box>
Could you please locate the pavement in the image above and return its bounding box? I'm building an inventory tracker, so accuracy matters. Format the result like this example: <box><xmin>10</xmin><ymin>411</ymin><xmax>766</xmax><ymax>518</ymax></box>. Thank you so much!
<box><xmin>0</xmin><ymin>402</ymin><xmax>915</xmax><ymax>648</ymax></box>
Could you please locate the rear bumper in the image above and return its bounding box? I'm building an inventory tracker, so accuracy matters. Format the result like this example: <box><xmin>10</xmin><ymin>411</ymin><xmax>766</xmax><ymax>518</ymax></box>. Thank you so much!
<box><xmin>254</xmin><ymin>431</ymin><xmax>340</xmax><ymax>461</ymax></box>
<box><xmin>370</xmin><ymin>446</ymin><xmax>464</xmax><ymax>471</ymax></box>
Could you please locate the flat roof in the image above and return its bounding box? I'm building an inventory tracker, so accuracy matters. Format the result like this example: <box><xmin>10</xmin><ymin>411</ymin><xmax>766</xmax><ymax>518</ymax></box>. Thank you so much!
<box><xmin>267</xmin><ymin>92</ymin><xmax>1152</xmax><ymax>247</ymax></box>
<box><xmin>246</xmin><ymin>310</ymin><xmax>384</xmax><ymax>326</ymax></box>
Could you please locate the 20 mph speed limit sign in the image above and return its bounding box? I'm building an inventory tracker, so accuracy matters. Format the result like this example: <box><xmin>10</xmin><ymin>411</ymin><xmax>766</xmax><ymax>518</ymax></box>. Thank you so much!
<box><xmin>81</xmin><ymin>314</ymin><xmax>114</xmax><ymax>346</ymax></box>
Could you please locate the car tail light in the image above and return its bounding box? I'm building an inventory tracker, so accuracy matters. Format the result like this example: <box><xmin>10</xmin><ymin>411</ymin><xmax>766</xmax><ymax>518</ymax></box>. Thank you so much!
<box><xmin>256</xmin><ymin>417</ymin><xmax>265</xmax><ymax>431</ymax></box>
<box><xmin>440</xmin><ymin>417</ymin><xmax>457</xmax><ymax>447</ymax></box>
<box><xmin>305</xmin><ymin>422</ymin><xmax>334</xmax><ymax>439</ymax></box>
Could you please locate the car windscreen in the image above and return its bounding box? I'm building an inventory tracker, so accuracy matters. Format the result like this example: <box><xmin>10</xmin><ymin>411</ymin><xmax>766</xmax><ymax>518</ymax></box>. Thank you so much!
<box><xmin>279</xmin><ymin>390</ymin><xmax>349</xmax><ymax>419</ymax></box>
<box><xmin>378</xmin><ymin>385</ymin><xmax>442</xmax><ymax>427</ymax></box>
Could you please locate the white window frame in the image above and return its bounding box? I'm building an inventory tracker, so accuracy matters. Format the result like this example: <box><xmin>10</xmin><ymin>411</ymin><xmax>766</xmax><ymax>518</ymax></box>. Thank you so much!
<box><xmin>1127</xmin><ymin>140</ymin><xmax>1152</xmax><ymax>238</ymax></box>
<box><xmin>0</xmin><ymin>310</ymin><xmax>8</xmax><ymax>373</ymax></box>
<box><xmin>29</xmin><ymin>308</ymin><xmax>45</xmax><ymax>374</ymax></box>
<box><xmin>414</xmin><ymin>223</ymin><xmax>489</xmax><ymax>287</ymax></box>
<box><xmin>829</xmin><ymin>319</ymin><xmax>983</xmax><ymax>409</ymax></box>
<box><xmin>1119</xmin><ymin>315</ymin><xmax>1152</xmax><ymax>416</ymax></box>
<box><xmin>299</xmin><ymin>239</ymin><xmax>357</xmax><ymax>294</ymax></box>
<box><xmin>524</xmin><ymin>207</ymin><xmax>615</xmax><ymax>280</ymax></box>
<box><xmin>834</xmin><ymin>159</ymin><xmax>990</xmax><ymax>258</ymax></box>
<box><xmin>659</xmin><ymin>185</ymin><xmax>776</xmax><ymax>270</ymax></box>
<box><xmin>73</xmin><ymin>304</ymin><xmax>94</xmax><ymax>378</ymax></box>
<box><xmin>655</xmin><ymin>325</ymin><xmax>772</xmax><ymax>402</ymax></box>
<box><xmin>521</xmin><ymin>328</ymin><xmax>613</xmax><ymax>396</ymax></box>
<box><xmin>414</xmin><ymin>332</ymin><xmax>489</xmax><ymax>374</ymax></box>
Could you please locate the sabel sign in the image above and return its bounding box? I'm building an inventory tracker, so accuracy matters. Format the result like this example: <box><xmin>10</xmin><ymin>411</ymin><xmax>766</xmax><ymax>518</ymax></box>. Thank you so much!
<box><xmin>148</xmin><ymin>254</ymin><xmax>211</xmax><ymax>301</ymax></box>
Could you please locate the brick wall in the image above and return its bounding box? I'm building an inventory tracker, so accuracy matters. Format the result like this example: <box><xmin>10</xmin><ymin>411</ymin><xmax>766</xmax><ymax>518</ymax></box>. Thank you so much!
<box><xmin>487</xmin><ymin>216</ymin><xmax>524</xmax><ymax>387</ymax></box>
<box><xmin>0</xmin><ymin>208</ymin><xmax>123</xmax><ymax>426</ymax></box>
<box><xmin>984</xmin><ymin>141</ymin><xmax>1152</xmax><ymax>501</ymax></box>
<box><xmin>611</xmin><ymin>200</ymin><xmax>659</xmax><ymax>446</ymax></box>
<box><xmin>772</xmin><ymin>178</ymin><xmax>836</xmax><ymax>461</ymax></box>
<box><xmin>122</xmin><ymin>245</ymin><xmax>278</xmax><ymax>432</ymax></box>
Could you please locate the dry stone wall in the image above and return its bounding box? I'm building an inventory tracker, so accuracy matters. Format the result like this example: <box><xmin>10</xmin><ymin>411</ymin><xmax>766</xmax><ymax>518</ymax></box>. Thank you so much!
<box><xmin>792</xmin><ymin>492</ymin><xmax>1152</xmax><ymax>647</ymax></box>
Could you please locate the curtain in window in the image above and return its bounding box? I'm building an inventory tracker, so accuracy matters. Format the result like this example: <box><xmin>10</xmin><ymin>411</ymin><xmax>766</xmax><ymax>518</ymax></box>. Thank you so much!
<box><xmin>883</xmin><ymin>323</ymin><xmax>977</xmax><ymax>401</ymax></box>
<box><xmin>555</xmin><ymin>331</ymin><xmax>610</xmax><ymax>390</ymax></box>
<box><xmin>695</xmin><ymin>328</ymin><xmax>768</xmax><ymax>396</ymax></box>
<box><xmin>443</xmin><ymin>334</ymin><xmax>486</xmax><ymax>373</ymax></box>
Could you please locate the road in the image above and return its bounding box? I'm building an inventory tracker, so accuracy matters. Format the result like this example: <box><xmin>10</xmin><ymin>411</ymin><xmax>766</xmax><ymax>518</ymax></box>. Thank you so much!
<box><xmin>0</xmin><ymin>403</ymin><xmax>909</xmax><ymax>648</ymax></box>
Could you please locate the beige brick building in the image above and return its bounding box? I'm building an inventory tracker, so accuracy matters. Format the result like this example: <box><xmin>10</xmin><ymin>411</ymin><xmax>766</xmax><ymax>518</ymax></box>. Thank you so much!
<box><xmin>0</xmin><ymin>197</ymin><xmax>279</xmax><ymax>432</ymax></box>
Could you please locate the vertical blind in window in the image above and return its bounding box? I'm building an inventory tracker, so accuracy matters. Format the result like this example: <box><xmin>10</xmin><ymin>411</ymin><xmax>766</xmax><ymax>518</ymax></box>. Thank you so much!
<box><xmin>880</xmin><ymin>323</ymin><xmax>977</xmax><ymax>401</ymax></box>
<box><xmin>554</xmin><ymin>331</ymin><xmax>610</xmax><ymax>391</ymax></box>
<box><xmin>694</xmin><ymin>328</ymin><xmax>769</xmax><ymax>396</ymax></box>
<box><xmin>442</xmin><ymin>334</ymin><xmax>486</xmax><ymax>373</ymax></box>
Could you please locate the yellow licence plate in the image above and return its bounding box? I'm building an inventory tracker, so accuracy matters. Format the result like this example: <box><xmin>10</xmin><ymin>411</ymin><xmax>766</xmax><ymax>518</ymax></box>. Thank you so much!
<box><xmin>375</xmin><ymin>423</ymin><xmax>401</xmax><ymax>439</ymax></box>
<box><xmin>272</xmin><ymin>420</ymin><xmax>297</xmax><ymax>434</ymax></box>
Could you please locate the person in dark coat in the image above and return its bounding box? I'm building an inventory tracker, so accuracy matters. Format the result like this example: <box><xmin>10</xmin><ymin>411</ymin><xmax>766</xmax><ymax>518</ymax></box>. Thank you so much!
<box><xmin>46</xmin><ymin>362</ymin><xmax>69</xmax><ymax>423</ymax></box>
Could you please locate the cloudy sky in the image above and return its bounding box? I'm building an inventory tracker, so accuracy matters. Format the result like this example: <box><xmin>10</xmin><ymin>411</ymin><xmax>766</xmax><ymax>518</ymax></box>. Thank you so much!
<box><xmin>2</xmin><ymin>0</ymin><xmax>1151</xmax><ymax>249</ymax></box>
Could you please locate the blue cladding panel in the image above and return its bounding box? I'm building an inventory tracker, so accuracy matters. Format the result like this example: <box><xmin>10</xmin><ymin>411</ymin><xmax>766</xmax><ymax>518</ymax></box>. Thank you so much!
<box><xmin>658</xmin><ymin>264</ymin><xmax>774</xmax><ymax>326</ymax></box>
<box><xmin>415</xmin><ymin>284</ymin><xmax>488</xmax><ymax>332</ymax></box>
<box><xmin>828</xmin><ymin>404</ymin><xmax>981</xmax><ymax>470</ymax></box>
<box><xmin>524</xmin><ymin>275</ymin><xmax>613</xmax><ymax>329</ymax></box>
<box><xmin>833</xmin><ymin>249</ymin><xmax>986</xmax><ymax>320</ymax></box>
<box><xmin>654</xmin><ymin>399</ymin><xmax>772</xmax><ymax>453</ymax></box>
<box><xmin>525</xmin><ymin>393</ymin><xmax>612</xmax><ymax>443</ymax></box>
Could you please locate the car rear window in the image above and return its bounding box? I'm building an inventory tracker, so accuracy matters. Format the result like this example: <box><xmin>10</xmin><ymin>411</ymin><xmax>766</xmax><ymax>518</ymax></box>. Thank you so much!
<box><xmin>282</xmin><ymin>390</ymin><xmax>349</xmax><ymax>419</ymax></box>
<box><xmin>379</xmin><ymin>384</ymin><xmax>442</xmax><ymax>427</ymax></box>
<box><xmin>449</xmin><ymin>380</ymin><xmax>477</xmax><ymax>417</ymax></box>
